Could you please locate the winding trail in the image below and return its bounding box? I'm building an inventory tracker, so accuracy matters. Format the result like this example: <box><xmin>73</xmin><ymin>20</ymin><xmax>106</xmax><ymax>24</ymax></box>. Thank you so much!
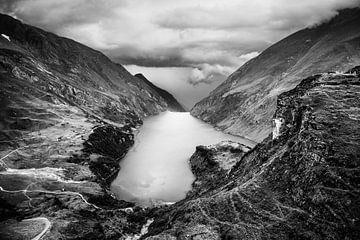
<box><xmin>0</xmin><ymin>185</ymin><xmax>134</xmax><ymax>212</ymax></box>
<box><xmin>0</xmin><ymin>147</ymin><xmax>24</xmax><ymax>169</ymax></box>
<box><xmin>0</xmin><ymin>185</ymin><xmax>101</xmax><ymax>209</ymax></box>
<box><xmin>22</xmin><ymin>217</ymin><xmax>51</xmax><ymax>240</ymax></box>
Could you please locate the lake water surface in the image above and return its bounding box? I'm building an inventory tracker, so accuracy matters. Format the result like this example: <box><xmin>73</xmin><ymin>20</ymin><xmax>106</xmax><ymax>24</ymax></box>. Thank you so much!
<box><xmin>110</xmin><ymin>111</ymin><xmax>255</xmax><ymax>206</ymax></box>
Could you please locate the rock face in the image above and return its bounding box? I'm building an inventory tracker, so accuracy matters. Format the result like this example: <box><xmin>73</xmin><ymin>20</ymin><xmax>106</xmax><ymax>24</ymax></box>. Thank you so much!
<box><xmin>188</xmin><ymin>141</ymin><xmax>250</xmax><ymax>198</ymax></box>
<box><xmin>135</xmin><ymin>73</ymin><xmax>186</xmax><ymax>112</ymax></box>
<box><xmin>191</xmin><ymin>8</ymin><xmax>360</xmax><ymax>142</ymax></box>
<box><xmin>0</xmin><ymin>13</ymin><xmax>182</xmax><ymax>239</ymax></box>
<box><xmin>145</xmin><ymin>69</ymin><xmax>360</xmax><ymax>239</ymax></box>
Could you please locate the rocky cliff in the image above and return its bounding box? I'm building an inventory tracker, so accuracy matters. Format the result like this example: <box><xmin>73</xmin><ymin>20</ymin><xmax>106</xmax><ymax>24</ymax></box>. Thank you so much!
<box><xmin>145</xmin><ymin>68</ymin><xmax>360</xmax><ymax>239</ymax></box>
<box><xmin>0</xmin><ymin>13</ymin><xmax>182</xmax><ymax>239</ymax></box>
<box><xmin>191</xmin><ymin>8</ymin><xmax>360</xmax><ymax>142</ymax></box>
<box><xmin>134</xmin><ymin>73</ymin><xmax>186</xmax><ymax>112</ymax></box>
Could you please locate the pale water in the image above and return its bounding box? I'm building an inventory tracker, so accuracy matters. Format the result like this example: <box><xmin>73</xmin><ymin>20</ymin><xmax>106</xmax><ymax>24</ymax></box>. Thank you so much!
<box><xmin>110</xmin><ymin>111</ymin><xmax>255</xmax><ymax>206</ymax></box>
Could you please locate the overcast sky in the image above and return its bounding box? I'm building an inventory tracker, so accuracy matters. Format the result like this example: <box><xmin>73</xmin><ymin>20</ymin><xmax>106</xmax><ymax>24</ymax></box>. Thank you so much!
<box><xmin>1</xmin><ymin>0</ymin><xmax>359</xmax><ymax>109</ymax></box>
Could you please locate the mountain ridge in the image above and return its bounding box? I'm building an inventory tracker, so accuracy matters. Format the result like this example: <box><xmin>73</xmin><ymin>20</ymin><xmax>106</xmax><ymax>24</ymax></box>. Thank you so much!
<box><xmin>134</xmin><ymin>73</ymin><xmax>186</xmax><ymax>112</ymax></box>
<box><xmin>145</xmin><ymin>67</ymin><xmax>360</xmax><ymax>239</ymax></box>
<box><xmin>1</xmin><ymin>8</ymin><xmax>360</xmax><ymax>240</ymax></box>
<box><xmin>0</xmin><ymin>13</ymin><xmax>183</xmax><ymax>239</ymax></box>
<box><xmin>191</xmin><ymin>7</ymin><xmax>360</xmax><ymax>142</ymax></box>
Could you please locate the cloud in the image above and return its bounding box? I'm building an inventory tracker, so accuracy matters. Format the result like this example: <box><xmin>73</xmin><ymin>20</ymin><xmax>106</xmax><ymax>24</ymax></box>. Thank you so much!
<box><xmin>1</xmin><ymin>0</ymin><xmax>359</xmax><ymax>79</ymax></box>
<box><xmin>187</xmin><ymin>51</ymin><xmax>259</xmax><ymax>85</ymax></box>
<box><xmin>1</xmin><ymin>0</ymin><xmax>358</xmax><ymax>108</ymax></box>
<box><xmin>188</xmin><ymin>64</ymin><xmax>234</xmax><ymax>85</ymax></box>
<box><xmin>156</xmin><ymin>0</ymin><xmax>360</xmax><ymax>30</ymax></box>
<box><xmin>2</xmin><ymin>0</ymin><xmax>124</xmax><ymax>28</ymax></box>
<box><xmin>237</xmin><ymin>52</ymin><xmax>260</xmax><ymax>65</ymax></box>
<box><xmin>0</xmin><ymin>0</ymin><xmax>20</xmax><ymax>12</ymax></box>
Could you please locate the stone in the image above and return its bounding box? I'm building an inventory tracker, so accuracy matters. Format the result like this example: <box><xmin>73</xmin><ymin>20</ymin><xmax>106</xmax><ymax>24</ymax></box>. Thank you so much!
<box><xmin>146</xmin><ymin>69</ymin><xmax>360</xmax><ymax>240</ymax></box>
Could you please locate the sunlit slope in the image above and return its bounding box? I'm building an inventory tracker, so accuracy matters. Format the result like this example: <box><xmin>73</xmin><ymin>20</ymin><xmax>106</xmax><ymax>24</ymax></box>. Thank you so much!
<box><xmin>191</xmin><ymin>8</ymin><xmax>360</xmax><ymax>142</ymax></box>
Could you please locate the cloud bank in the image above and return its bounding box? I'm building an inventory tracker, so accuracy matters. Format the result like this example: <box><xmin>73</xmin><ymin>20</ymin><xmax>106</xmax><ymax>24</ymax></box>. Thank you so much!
<box><xmin>1</xmin><ymin>0</ymin><xmax>359</xmax><ymax>85</ymax></box>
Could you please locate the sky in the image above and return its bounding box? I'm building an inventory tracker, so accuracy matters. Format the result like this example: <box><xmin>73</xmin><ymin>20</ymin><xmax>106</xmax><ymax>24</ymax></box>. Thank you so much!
<box><xmin>1</xmin><ymin>0</ymin><xmax>359</xmax><ymax>109</ymax></box>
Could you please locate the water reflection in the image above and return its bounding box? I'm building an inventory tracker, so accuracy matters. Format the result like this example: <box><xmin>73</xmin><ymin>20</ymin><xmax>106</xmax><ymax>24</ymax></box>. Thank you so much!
<box><xmin>110</xmin><ymin>111</ymin><xmax>255</xmax><ymax>206</ymax></box>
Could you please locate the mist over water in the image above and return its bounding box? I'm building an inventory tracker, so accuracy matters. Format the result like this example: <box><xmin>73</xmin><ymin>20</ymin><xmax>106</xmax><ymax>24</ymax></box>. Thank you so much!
<box><xmin>110</xmin><ymin>111</ymin><xmax>255</xmax><ymax>206</ymax></box>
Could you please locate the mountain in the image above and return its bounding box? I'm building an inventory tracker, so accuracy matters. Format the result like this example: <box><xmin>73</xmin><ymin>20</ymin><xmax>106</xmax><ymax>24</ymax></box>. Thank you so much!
<box><xmin>145</xmin><ymin>68</ymin><xmax>360</xmax><ymax>239</ymax></box>
<box><xmin>191</xmin><ymin>8</ymin><xmax>360</xmax><ymax>142</ymax></box>
<box><xmin>1</xmin><ymin>9</ymin><xmax>359</xmax><ymax>240</ymax></box>
<box><xmin>0</xmin><ymin>13</ymin><xmax>181</xmax><ymax>239</ymax></box>
<box><xmin>134</xmin><ymin>73</ymin><xmax>186</xmax><ymax>112</ymax></box>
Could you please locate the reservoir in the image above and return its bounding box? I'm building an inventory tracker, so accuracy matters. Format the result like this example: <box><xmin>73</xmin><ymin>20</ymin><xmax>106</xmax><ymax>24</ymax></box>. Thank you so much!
<box><xmin>110</xmin><ymin>111</ymin><xmax>255</xmax><ymax>206</ymax></box>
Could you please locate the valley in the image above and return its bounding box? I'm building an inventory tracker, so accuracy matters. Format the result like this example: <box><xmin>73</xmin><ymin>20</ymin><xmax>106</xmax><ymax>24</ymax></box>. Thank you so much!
<box><xmin>0</xmin><ymin>6</ymin><xmax>359</xmax><ymax>240</ymax></box>
<box><xmin>0</xmin><ymin>13</ymin><xmax>184</xmax><ymax>239</ymax></box>
<box><xmin>145</xmin><ymin>69</ymin><xmax>360</xmax><ymax>239</ymax></box>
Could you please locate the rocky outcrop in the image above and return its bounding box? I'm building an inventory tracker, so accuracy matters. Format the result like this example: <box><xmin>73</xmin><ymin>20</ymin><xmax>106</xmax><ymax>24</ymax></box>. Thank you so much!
<box><xmin>135</xmin><ymin>73</ymin><xmax>186</xmax><ymax>112</ymax></box>
<box><xmin>0</xmin><ymin>13</ymin><xmax>181</xmax><ymax>239</ymax></box>
<box><xmin>82</xmin><ymin>125</ymin><xmax>135</xmax><ymax>187</ymax></box>
<box><xmin>191</xmin><ymin>7</ymin><xmax>360</xmax><ymax>142</ymax></box>
<box><xmin>145</xmin><ymin>68</ymin><xmax>360</xmax><ymax>239</ymax></box>
<box><xmin>1</xmin><ymin>9</ymin><xmax>359</xmax><ymax>240</ymax></box>
<box><xmin>188</xmin><ymin>141</ymin><xmax>250</xmax><ymax>198</ymax></box>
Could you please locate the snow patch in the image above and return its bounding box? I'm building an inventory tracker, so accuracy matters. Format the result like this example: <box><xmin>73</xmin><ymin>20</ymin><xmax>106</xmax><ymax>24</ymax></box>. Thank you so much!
<box><xmin>1</xmin><ymin>34</ymin><xmax>10</xmax><ymax>41</ymax></box>
<box><xmin>321</xmin><ymin>72</ymin><xmax>357</xmax><ymax>78</ymax></box>
<box><xmin>272</xmin><ymin>118</ymin><xmax>284</xmax><ymax>139</ymax></box>
<box><xmin>36</xmin><ymin>63</ymin><xmax>52</xmax><ymax>75</ymax></box>
<box><xmin>3</xmin><ymin>167</ymin><xmax>84</xmax><ymax>184</ymax></box>
<box><xmin>125</xmin><ymin>219</ymin><xmax>154</xmax><ymax>240</ymax></box>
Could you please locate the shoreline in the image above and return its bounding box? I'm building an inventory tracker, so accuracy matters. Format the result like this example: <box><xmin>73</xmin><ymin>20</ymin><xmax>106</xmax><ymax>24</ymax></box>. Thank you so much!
<box><xmin>109</xmin><ymin>110</ymin><xmax>255</xmax><ymax>207</ymax></box>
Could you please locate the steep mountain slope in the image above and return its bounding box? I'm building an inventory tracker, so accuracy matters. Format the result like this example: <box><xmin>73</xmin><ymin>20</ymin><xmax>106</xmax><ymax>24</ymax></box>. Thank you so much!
<box><xmin>191</xmin><ymin>8</ymin><xmax>360</xmax><ymax>142</ymax></box>
<box><xmin>134</xmin><ymin>73</ymin><xmax>186</xmax><ymax>112</ymax></box>
<box><xmin>146</xmin><ymin>68</ymin><xmax>360</xmax><ymax>239</ymax></box>
<box><xmin>0</xmin><ymin>14</ymin><xmax>180</xmax><ymax>239</ymax></box>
